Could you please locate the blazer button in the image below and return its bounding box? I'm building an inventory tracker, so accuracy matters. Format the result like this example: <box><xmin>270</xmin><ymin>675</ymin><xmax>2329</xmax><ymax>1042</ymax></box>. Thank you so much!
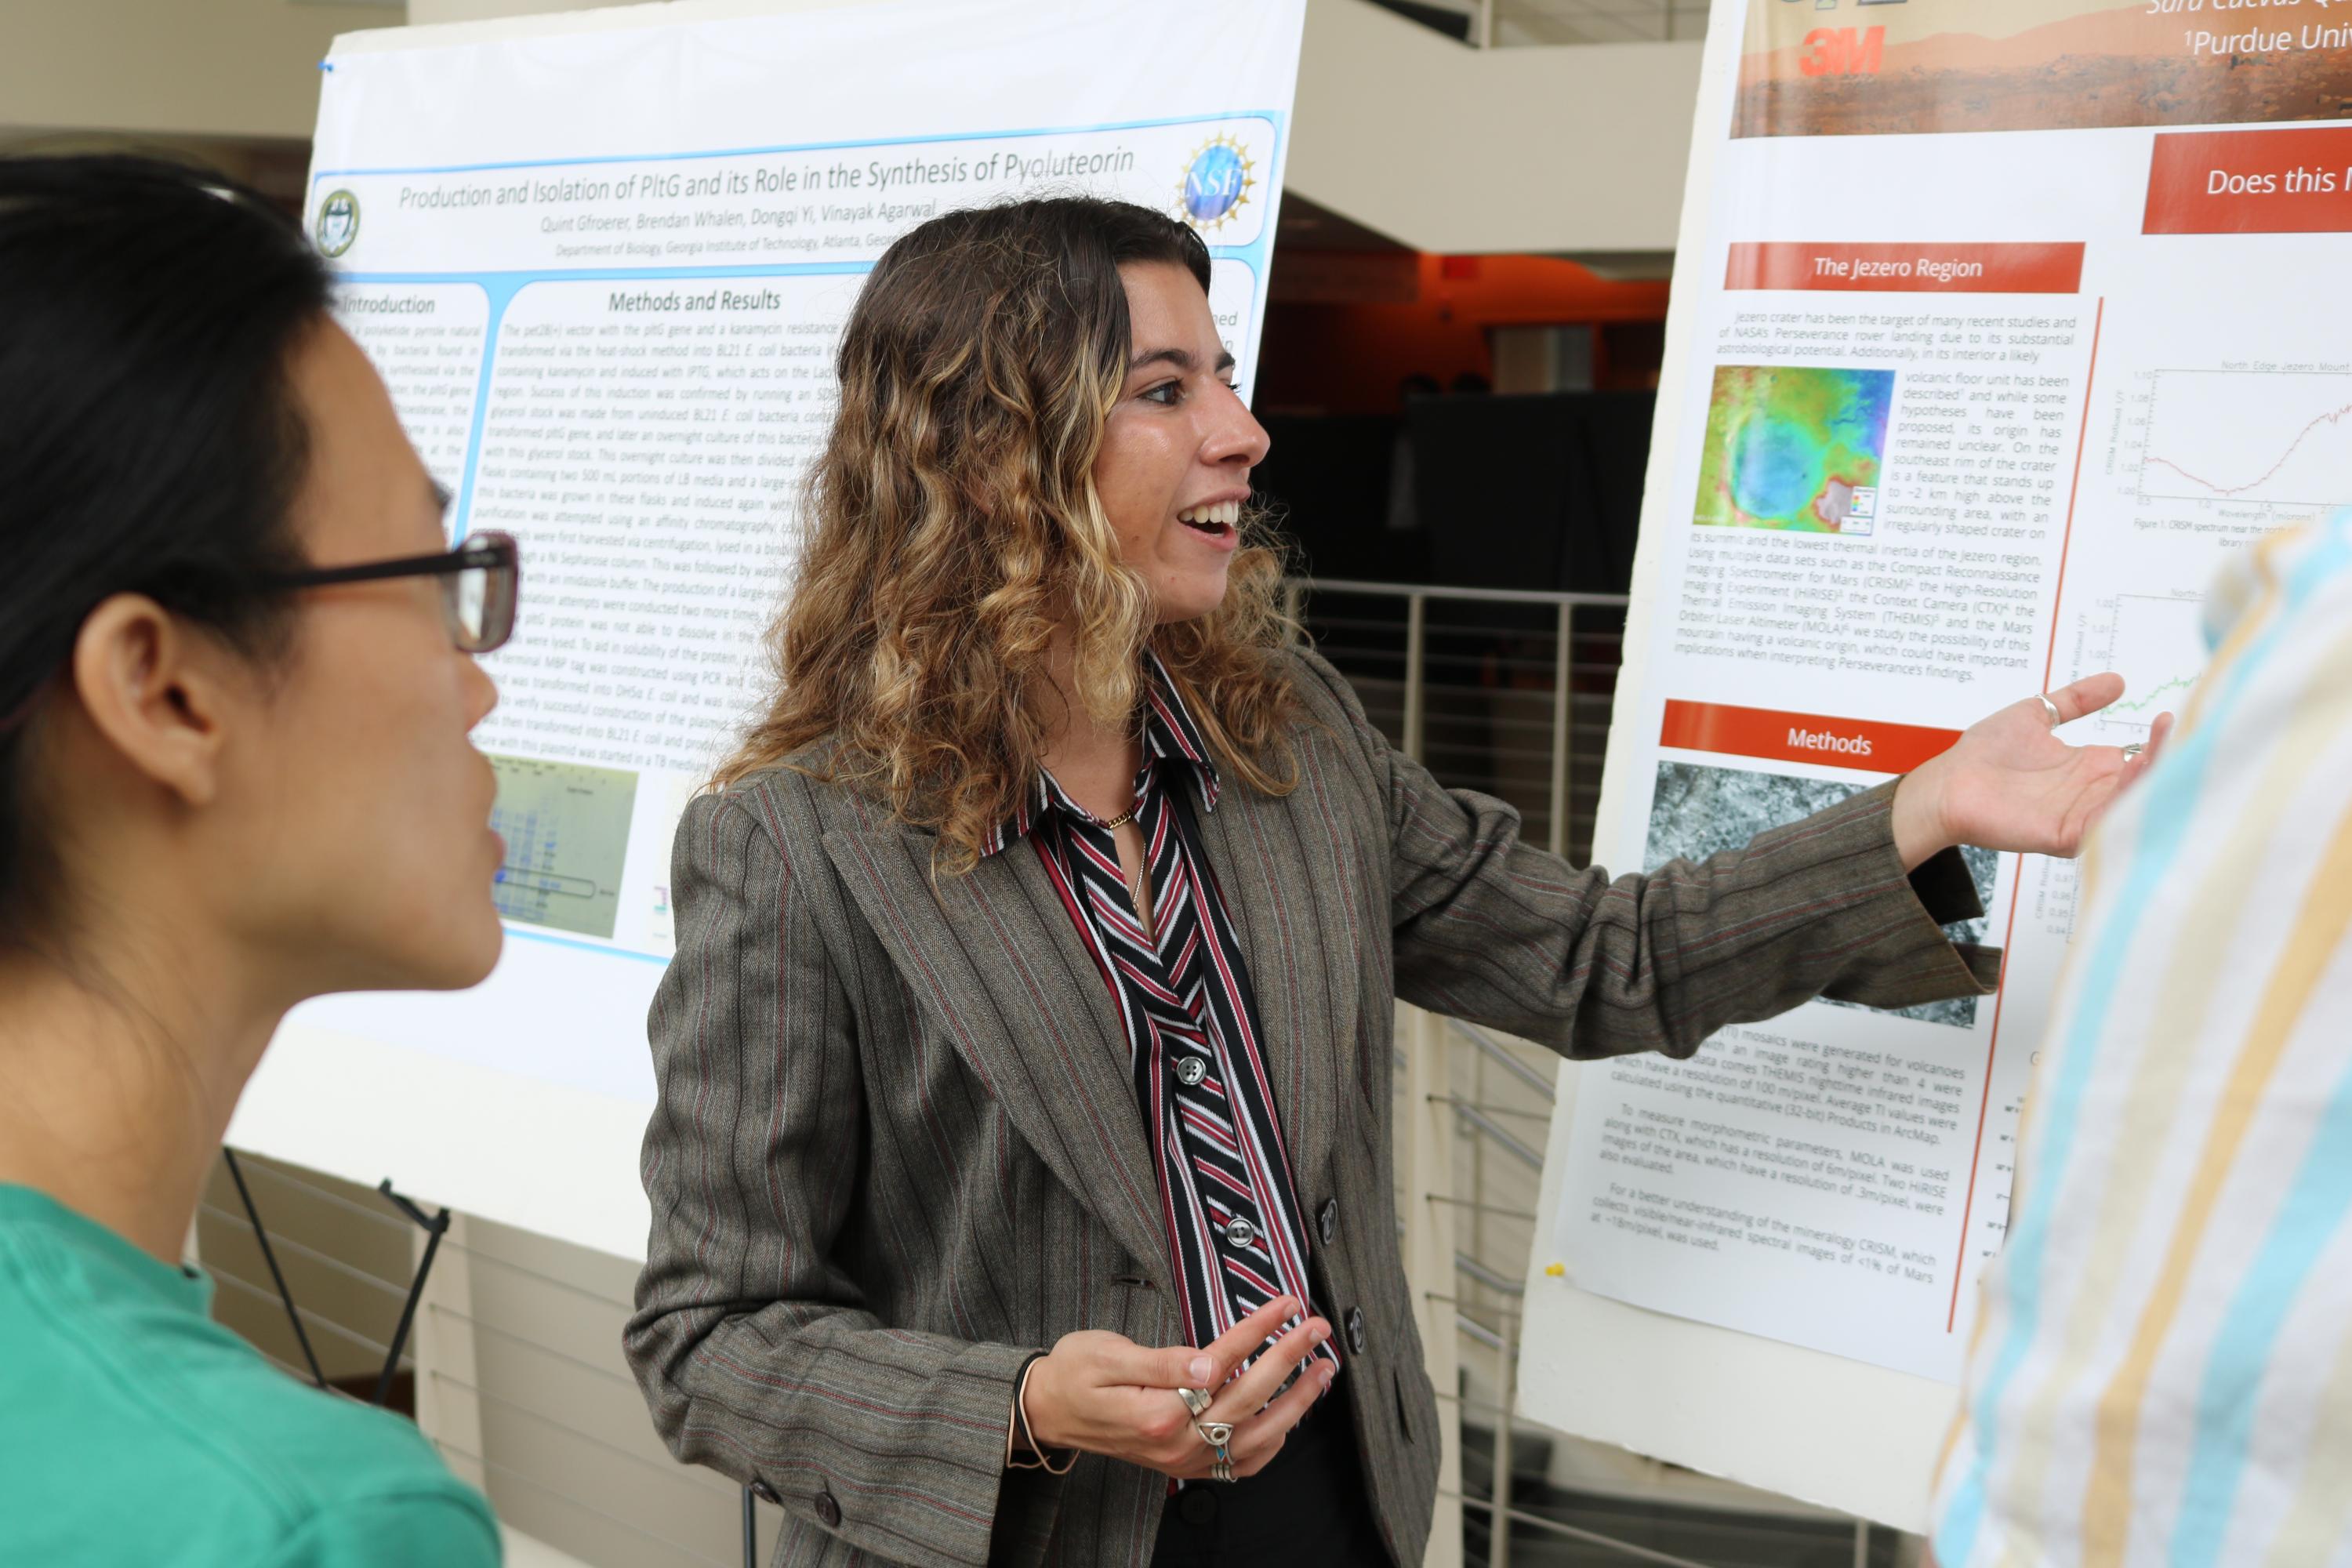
<box><xmin>1318</xmin><ymin>1199</ymin><xmax>1338</xmax><ymax>1246</ymax></box>
<box><xmin>1346</xmin><ymin>1306</ymin><xmax>1367</xmax><ymax>1355</ymax></box>
<box><xmin>815</xmin><ymin>1490</ymin><xmax>842</xmax><ymax>1528</ymax></box>
<box><xmin>748</xmin><ymin>1479</ymin><xmax>779</xmax><ymax>1505</ymax></box>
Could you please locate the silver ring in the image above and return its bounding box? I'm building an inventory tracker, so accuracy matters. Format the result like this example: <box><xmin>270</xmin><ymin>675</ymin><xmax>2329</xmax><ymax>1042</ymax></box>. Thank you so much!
<box><xmin>2035</xmin><ymin>693</ymin><xmax>2062</xmax><ymax>728</ymax></box>
<box><xmin>1177</xmin><ymin>1386</ymin><xmax>1232</xmax><ymax>1449</ymax></box>
<box><xmin>1210</xmin><ymin>1458</ymin><xmax>1234</xmax><ymax>1483</ymax></box>
<box><xmin>2122</xmin><ymin>742</ymin><xmax>2145</xmax><ymax>760</ymax></box>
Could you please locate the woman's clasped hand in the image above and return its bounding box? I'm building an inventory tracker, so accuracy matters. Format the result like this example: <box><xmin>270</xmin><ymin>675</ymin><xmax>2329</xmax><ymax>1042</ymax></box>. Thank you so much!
<box><xmin>1022</xmin><ymin>1297</ymin><xmax>1338</xmax><ymax>1481</ymax></box>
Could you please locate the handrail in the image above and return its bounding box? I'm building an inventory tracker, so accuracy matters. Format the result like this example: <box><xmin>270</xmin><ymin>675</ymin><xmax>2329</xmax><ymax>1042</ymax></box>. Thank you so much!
<box><xmin>1430</xmin><ymin>1095</ymin><xmax>1544</xmax><ymax>1169</ymax></box>
<box><xmin>1447</xmin><ymin>1495</ymin><xmax>1719</xmax><ymax>1568</ymax></box>
<box><xmin>1455</xmin><ymin>1250</ymin><xmax>1526</xmax><ymax>1298</ymax></box>
<box><xmin>1298</xmin><ymin>575</ymin><xmax>1632</xmax><ymax>609</ymax></box>
<box><xmin>1457</xmin><ymin>1311</ymin><xmax>1506</xmax><ymax>1353</ymax></box>
<box><xmin>1445</xmin><ymin>1018</ymin><xmax>1558</xmax><ymax>1102</ymax></box>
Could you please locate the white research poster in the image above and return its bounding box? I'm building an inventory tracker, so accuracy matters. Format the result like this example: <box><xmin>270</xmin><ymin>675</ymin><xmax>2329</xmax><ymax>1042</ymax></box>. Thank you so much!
<box><xmin>1522</xmin><ymin>0</ymin><xmax>2352</xmax><ymax>1527</ymax></box>
<box><xmin>232</xmin><ymin>0</ymin><xmax>1306</xmax><ymax>1259</ymax></box>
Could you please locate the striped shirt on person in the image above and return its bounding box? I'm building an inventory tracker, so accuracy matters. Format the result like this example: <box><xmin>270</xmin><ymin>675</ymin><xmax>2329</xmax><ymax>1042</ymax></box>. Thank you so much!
<box><xmin>1933</xmin><ymin>514</ymin><xmax>2352</xmax><ymax>1567</ymax></box>
<box><xmin>985</xmin><ymin>652</ymin><xmax>1340</xmax><ymax>1389</ymax></box>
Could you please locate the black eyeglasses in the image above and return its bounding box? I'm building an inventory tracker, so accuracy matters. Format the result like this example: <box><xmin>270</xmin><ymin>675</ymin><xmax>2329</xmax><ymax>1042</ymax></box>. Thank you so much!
<box><xmin>264</xmin><ymin>531</ymin><xmax>521</xmax><ymax>653</ymax></box>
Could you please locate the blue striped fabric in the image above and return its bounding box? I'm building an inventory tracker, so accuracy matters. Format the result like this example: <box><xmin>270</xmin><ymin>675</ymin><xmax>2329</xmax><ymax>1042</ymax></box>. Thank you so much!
<box><xmin>1933</xmin><ymin>514</ymin><xmax>2352</xmax><ymax>1568</ymax></box>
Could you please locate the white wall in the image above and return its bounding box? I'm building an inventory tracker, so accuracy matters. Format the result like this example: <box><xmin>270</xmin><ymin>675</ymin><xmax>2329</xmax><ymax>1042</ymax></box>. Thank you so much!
<box><xmin>1</xmin><ymin>0</ymin><xmax>1703</xmax><ymax>256</ymax></box>
<box><xmin>409</xmin><ymin>0</ymin><xmax>638</xmax><ymax>20</ymax></box>
<box><xmin>1289</xmin><ymin>0</ymin><xmax>1701</xmax><ymax>257</ymax></box>
<box><xmin>394</xmin><ymin>0</ymin><xmax>1704</xmax><ymax>260</ymax></box>
<box><xmin>0</xmin><ymin>0</ymin><xmax>368</xmax><ymax>142</ymax></box>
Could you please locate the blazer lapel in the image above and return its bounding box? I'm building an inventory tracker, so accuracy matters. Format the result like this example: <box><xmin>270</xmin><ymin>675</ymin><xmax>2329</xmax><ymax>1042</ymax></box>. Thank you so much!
<box><xmin>820</xmin><ymin>820</ymin><xmax>1172</xmax><ymax>1276</ymax></box>
<box><xmin>1183</xmin><ymin>761</ymin><xmax>1362</xmax><ymax>1203</ymax></box>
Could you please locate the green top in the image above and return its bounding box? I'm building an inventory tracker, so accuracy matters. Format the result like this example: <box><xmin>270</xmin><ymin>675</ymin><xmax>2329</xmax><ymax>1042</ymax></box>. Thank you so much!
<box><xmin>0</xmin><ymin>1183</ymin><xmax>500</xmax><ymax>1567</ymax></box>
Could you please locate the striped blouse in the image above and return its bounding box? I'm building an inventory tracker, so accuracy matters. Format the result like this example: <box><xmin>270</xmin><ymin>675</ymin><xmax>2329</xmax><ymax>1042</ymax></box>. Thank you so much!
<box><xmin>1932</xmin><ymin>514</ymin><xmax>2352</xmax><ymax>1567</ymax></box>
<box><xmin>984</xmin><ymin>653</ymin><xmax>1341</xmax><ymax>1387</ymax></box>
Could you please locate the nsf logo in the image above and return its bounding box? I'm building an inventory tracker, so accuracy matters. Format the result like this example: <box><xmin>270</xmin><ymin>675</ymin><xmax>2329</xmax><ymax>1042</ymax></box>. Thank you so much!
<box><xmin>1178</xmin><ymin>134</ymin><xmax>1256</xmax><ymax>233</ymax></box>
<box><xmin>315</xmin><ymin>189</ymin><xmax>361</xmax><ymax>259</ymax></box>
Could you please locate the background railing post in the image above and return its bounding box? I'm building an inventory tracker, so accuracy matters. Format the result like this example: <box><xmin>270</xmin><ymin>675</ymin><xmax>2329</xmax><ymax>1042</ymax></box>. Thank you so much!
<box><xmin>1494</xmin><ymin>1306</ymin><xmax>1517</xmax><ymax>1568</ymax></box>
<box><xmin>1550</xmin><ymin>601</ymin><xmax>1573</xmax><ymax>859</ymax></box>
<box><xmin>412</xmin><ymin>1213</ymin><xmax>485</xmax><ymax>1492</ymax></box>
<box><xmin>1402</xmin><ymin>1005</ymin><xmax>1465</xmax><ymax>1568</ymax></box>
<box><xmin>1403</xmin><ymin>591</ymin><xmax>1428</xmax><ymax>764</ymax></box>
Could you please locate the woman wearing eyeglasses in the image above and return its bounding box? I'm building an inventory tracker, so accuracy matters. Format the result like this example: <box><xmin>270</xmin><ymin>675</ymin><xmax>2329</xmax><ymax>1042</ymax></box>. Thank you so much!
<box><xmin>624</xmin><ymin>196</ymin><xmax>2161</xmax><ymax>1567</ymax></box>
<box><xmin>0</xmin><ymin>157</ymin><xmax>519</xmax><ymax>1566</ymax></box>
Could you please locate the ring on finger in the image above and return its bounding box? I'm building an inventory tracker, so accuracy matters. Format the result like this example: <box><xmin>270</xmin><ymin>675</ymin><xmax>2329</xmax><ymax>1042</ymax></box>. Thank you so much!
<box><xmin>1210</xmin><ymin>1457</ymin><xmax>1234</xmax><ymax>1483</ymax></box>
<box><xmin>2122</xmin><ymin>742</ymin><xmax>2145</xmax><ymax>760</ymax></box>
<box><xmin>1193</xmin><ymin>1419</ymin><xmax>1234</xmax><ymax>1449</ymax></box>
<box><xmin>2035</xmin><ymin>693</ymin><xmax>2062</xmax><ymax>728</ymax></box>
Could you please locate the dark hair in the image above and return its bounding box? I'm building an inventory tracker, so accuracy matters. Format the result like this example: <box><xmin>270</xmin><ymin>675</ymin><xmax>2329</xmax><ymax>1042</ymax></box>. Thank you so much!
<box><xmin>0</xmin><ymin>154</ymin><xmax>332</xmax><ymax>946</ymax></box>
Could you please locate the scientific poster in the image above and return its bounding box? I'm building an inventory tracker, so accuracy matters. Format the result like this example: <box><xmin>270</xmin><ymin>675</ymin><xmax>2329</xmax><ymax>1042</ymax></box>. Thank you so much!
<box><xmin>236</xmin><ymin>0</ymin><xmax>1304</xmax><ymax>1258</ymax></box>
<box><xmin>1526</xmin><ymin>0</ymin><xmax>2352</xmax><ymax>1515</ymax></box>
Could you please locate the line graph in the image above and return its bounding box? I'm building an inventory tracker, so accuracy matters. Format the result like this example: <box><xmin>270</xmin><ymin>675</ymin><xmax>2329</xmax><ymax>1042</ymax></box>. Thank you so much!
<box><xmin>2082</xmin><ymin>593</ymin><xmax>2204</xmax><ymax>736</ymax></box>
<box><xmin>2138</xmin><ymin>370</ymin><xmax>2352</xmax><ymax>510</ymax></box>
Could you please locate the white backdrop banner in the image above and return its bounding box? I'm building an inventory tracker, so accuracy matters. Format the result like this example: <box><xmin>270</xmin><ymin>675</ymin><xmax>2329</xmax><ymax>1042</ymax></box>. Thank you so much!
<box><xmin>1522</xmin><ymin>0</ymin><xmax>2352</xmax><ymax>1529</ymax></box>
<box><xmin>234</xmin><ymin>0</ymin><xmax>1306</xmax><ymax>1260</ymax></box>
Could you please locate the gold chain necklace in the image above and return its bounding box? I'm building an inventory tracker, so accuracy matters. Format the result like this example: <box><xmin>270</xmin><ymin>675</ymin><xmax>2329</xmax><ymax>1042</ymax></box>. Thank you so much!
<box><xmin>1080</xmin><ymin>800</ymin><xmax>1145</xmax><ymax>925</ymax></box>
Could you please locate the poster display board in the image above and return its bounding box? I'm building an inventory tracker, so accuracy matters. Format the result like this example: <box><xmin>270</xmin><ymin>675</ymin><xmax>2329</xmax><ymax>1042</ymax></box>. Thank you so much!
<box><xmin>230</xmin><ymin>0</ymin><xmax>1305</xmax><ymax>1259</ymax></box>
<box><xmin>1523</xmin><ymin>0</ymin><xmax>2352</xmax><ymax>1527</ymax></box>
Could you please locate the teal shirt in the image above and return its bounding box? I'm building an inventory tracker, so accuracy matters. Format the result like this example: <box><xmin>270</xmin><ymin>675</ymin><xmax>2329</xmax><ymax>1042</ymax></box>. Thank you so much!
<box><xmin>0</xmin><ymin>1184</ymin><xmax>500</xmax><ymax>1567</ymax></box>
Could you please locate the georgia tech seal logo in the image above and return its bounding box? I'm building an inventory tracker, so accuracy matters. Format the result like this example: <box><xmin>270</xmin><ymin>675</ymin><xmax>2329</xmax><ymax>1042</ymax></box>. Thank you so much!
<box><xmin>1178</xmin><ymin>134</ymin><xmax>1256</xmax><ymax>233</ymax></box>
<box><xmin>314</xmin><ymin>190</ymin><xmax>360</xmax><ymax>259</ymax></box>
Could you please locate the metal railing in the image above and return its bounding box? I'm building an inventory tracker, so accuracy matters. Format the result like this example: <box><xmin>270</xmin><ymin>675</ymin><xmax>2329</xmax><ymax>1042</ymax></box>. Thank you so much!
<box><xmin>1291</xmin><ymin>577</ymin><xmax>1628</xmax><ymax>869</ymax></box>
<box><xmin>1387</xmin><ymin>0</ymin><xmax>1711</xmax><ymax>48</ymax></box>
<box><xmin>1301</xmin><ymin>579</ymin><xmax>1920</xmax><ymax>1568</ymax></box>
<box><xmin>1488</xmin><ymin>0</ymin><xmax>1712</xmax><ymax>46</ymax></box>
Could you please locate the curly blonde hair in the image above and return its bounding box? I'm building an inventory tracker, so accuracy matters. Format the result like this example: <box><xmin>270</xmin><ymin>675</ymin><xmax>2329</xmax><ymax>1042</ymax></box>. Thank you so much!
<box><xmin>717</xmin><ymin>197</ymin><xmax>1299</xmax><ymax>872</ymax></box>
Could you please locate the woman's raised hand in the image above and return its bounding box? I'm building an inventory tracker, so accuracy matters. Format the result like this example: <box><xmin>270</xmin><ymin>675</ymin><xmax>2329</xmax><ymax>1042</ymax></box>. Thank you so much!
<box><xmin>1891</xmin><ymin>674</ymin><xmax>2176</xmax><ymax>869</ymax></box>
<box><xmin>1022</xmin><ymin>1295</ymin><xmax>1336</xmax><ymax>1480</ymax></box>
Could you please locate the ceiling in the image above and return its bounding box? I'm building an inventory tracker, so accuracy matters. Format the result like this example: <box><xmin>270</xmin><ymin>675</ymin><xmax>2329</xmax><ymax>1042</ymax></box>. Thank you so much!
<box><xmin>1396</xmin><ymin>0</ymin><xmax>1715</xmax><ymax>45</ymax></box>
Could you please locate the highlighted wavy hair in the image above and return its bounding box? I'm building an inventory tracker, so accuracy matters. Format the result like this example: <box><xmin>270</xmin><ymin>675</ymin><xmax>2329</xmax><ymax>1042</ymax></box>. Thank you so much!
<box><xmin>717</xmin><ymin>197</ymin><xmax>1299</xmax><ymax>872</ymax></box>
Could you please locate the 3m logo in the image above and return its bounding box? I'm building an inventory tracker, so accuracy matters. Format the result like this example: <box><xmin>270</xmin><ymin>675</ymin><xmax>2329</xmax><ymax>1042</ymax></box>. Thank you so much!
<box><xmin>1800</xmin><ymin>26</ymin><xmax>1885</xmax><ymax>77</ymax></box>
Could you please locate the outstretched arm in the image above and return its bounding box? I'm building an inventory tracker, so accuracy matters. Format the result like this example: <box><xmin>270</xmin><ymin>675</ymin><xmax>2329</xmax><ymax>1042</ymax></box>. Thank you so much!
<box><xmin>1291</xmin><ymin>652</ymin><xmax>2166</xmax><ymax>1060</ymax></box>
<box><xmin>1305</xmin><ymin>649</ymin><xmax>2163</xmax><ymax>1060</ymax></box>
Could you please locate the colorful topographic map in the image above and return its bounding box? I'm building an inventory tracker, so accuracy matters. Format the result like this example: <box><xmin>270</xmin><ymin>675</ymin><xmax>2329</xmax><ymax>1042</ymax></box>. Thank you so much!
<box><xmin>1693</xmin><ymin>365</ymin><xmax>1893</xmax><ymax>533</ymax></box>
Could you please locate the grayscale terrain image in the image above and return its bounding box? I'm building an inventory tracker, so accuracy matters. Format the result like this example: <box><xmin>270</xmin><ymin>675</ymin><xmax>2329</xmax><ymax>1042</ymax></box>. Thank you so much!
<box><xmin>1642</xmin><ymin>760</ymin><xmax>1998</xmax><ymax>1029</ymax></box>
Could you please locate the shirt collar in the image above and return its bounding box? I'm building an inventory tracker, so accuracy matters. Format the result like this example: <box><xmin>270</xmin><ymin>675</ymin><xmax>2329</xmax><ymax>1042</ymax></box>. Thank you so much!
<box><xmin>0</xmin><ymin>1183</ymin><xmax>212</xmax><ymax>1318</ymax></box>
<box><xmin>981</xmin><ymin>648</ymin><xmax>1221</xmax><ymax>858</ymax></box>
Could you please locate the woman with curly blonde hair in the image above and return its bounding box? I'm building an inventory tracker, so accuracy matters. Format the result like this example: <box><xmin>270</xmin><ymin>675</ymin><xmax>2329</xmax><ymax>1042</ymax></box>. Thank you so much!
<box><xmin>625</xmin><ymin>196</ymin><xmax>2157</xmax><ymax>1567</ymax></box>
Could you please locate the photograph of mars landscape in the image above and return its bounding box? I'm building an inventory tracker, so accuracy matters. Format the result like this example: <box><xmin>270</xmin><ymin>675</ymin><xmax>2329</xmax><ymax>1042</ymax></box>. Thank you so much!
<box><xmin>1644</xmin><ymin>761</ymin><xmax>1998</xmax><ymax>1029</ymax></box>
<box><xmin>1737</xmin><ymin>0</ymin><xmax>2352</xmax><ymax>139</ymax></box>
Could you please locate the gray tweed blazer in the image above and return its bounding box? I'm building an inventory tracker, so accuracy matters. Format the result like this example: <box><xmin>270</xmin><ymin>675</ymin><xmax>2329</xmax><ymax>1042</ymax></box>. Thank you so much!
<box><xmin>623</xmin><ymin>648</ymin><xmax>1995</xmax><ymax>1568</ymax></box>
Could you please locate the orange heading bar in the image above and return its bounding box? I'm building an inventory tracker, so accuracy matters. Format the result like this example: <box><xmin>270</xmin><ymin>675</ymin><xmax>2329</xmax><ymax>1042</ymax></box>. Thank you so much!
<box><xmin>2145</xmin><ymin>127</ymin><xmax>2352</xmax><ymax>235</ymax></box>
<box><xmin>1725</xmin><ymin>241</ymin><xmax>2085</xmax><ymax>295</ymax></box>
<box><xmin>1659</xmin><ymin>699</ymin><xmax>1962</xmax><ymax>775</ymax></box>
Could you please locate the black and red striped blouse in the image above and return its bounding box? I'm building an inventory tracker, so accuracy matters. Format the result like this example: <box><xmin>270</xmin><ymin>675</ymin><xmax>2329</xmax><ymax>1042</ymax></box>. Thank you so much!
<box><xmin>982</xmin><ymin>653</ymin><xmax>1339</xmax><ymax>1388</ymax></box>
